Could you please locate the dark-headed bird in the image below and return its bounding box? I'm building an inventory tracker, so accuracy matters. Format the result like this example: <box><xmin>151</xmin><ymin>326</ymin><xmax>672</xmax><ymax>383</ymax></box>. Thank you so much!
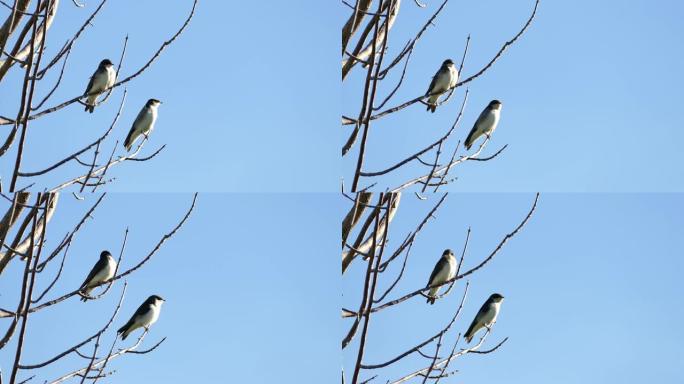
<box><xmin>117</xmin><ymin>295</ymin><xmax>165</xmax><ymax>340</ymax></box>
<box><xmin>124</xmin><ymin>99</ymin><xmax>162</xmax><ymax>151</ymax></box>
<box><xmin>425</xmin><ymin>59</ymin><xmax>459</xmax><ymax>113</ymax></box>
<box><xmin>83</xmin><ymin>59</ymin><xmax>116</xmax><ymax>113</ymax></box>
<box><xmin>425</xmin><ymin>249</ymin><xmax>457</xmax><ymax>304</ymax></box>
<box><xmin>464</xmin><ymin>293</ymin><xmax>504</xmax><ymax>343</ymax></box>
<box><xmin>464</xmin><ymin>100</ymin><xmax>502</xmax><ymax>150</ymax></box>
<box><xmin>79</xmin><ymin>250</ymin><xmax>116</xmax><ymax>302</ymax></box>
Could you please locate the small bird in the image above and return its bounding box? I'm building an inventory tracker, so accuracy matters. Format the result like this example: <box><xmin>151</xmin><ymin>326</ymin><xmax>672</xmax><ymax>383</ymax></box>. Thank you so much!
<box><xmin>83</xmin><ymin>59</ymin><xmax>116</xmax><ymax>113</ymax></box>
<box><xmin>117</xmin><ymin>295</ymin><xmax>165</xmax><ymax>340</ymax></box>
<box><xmin>464</xmin><ymin>293</ymin><xmax>504</xmax><ymax>343</ymax></box>
<box><xmin>124</xmin><ymin>99</ymin><xmax>162</xmax><ymax>151</ymax></box>
<box><xmin>78</xmin><ymin>250</ymin><xmax>116</xmax><ymax>302</ymax></box>
<box><xmin>464</xmin><ymin>100</ymin><xmax>502</xmax><ymax>150</ymax></box>
<box><xmin>425</xmin><ymin>59</ymin><xmax>459</xmax><ymax>113</ymax></box>
<box><xmin>425</xmin><ymin>249</ymin><xmax>457</xmax><ymax>304</ymax></box>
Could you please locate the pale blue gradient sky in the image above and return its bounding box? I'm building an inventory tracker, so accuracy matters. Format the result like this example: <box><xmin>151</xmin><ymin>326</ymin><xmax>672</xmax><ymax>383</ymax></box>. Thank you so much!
<box><xmin>342</xmin><ymin>193</ymin><xmax>684</xmax><ymax>382</ymax></box>
<box><xmin>0</xmin><ymin>193</ymin><xmax>338</xmax><ymax>383</ymax></box>
<box><xmin>0</xmin><ymin>1</ymin><xmax>338</xmax><ymax>192</ymax></box>
<box><xmin>342</xmin><ymin>0</ymin><xmax>684</xmax><ymax>192</ymax></box>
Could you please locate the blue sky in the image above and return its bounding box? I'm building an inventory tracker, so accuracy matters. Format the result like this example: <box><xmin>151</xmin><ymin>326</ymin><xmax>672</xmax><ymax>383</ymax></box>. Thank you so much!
<box><xmin>4</xmin><ymin>0</ymin><xmax>683</xmax><ymax>193</ymax></box>
<box><xmin>342</xmin><ymin>193</ymin><xmax>684</xmax><ymax>382</ymax></box>
<box><xmin>342</xmin><ymin>0</ymin><xmax>684</xmax><ymax>192</ymax></box>
<box><xmin>0</xmin><ymin>1</ymin><xmax>338</xmax><ymax>192</ymax></box>
<box><xmin>0</xmin><ymin>193</ymin><xmax>338</xmax><ymax>383</ymax></box>
<box><xmin>1</xmin><ymin>1</ymin><xmax>684</xmax><ymax>383</ymax></box>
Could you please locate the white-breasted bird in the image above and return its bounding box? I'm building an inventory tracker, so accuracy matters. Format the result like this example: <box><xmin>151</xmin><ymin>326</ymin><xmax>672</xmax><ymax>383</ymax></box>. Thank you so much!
<box><xmin>123</xmin><ymin>99</ymin><xmax>162</xmax><ymax>151</ymax></box>
<box><xmin>425</xmin><ymin>249</ymin><xmax>457</xmax><ymax>304</ymax></box>
<box><xmin>425</xmin><ymin>59</ymin><xmax>459</xmax><ymax>113</ymax></box>
<box><xmin>78</xmin><ymin>250</ymin><xmax>116</xmax><ymax>302</ymax></box>
<box><xmin>83</xmin><ymin>59</ymin><xmax>116</xmax><ymax>113</ymax></box>
<box><xmin>464</xmin><ymin>293</ymin><xmax>504</xmax><ymax>343</ymax></box>
<box><xmin>464</xmin><ymin>100</ymin><xmax>502</xmax><ymax>150</ymax></box>
<box><xmin>117</xmin><ymin>295</ymin><xmax>165</xmax><ymax>340</ymax></box>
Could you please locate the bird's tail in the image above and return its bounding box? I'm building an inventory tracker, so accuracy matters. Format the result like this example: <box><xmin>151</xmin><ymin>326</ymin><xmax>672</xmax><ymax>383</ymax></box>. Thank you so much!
<box><xmin>123</xmin><ymin>131</ymin><xmax>134</xmax><ymax>152</ymax></box>
<box><xmin>463</xmin><ymin>321</ymin><xmax>476</xmax><ymax>343</ymax></box>
<box><xmin>464</xmin><ymin>130</ymin><xmax>475</xmax><ymax>151</ymax></box>
<box><xmin>84</xmin><ymin>104</ymin><xmax>94</xmax><ymax>113</ymax></box>
<box><xmin>426</xmin><ymin>94</ymin><xmax>439</xmax><ymax>113</ymax></box>
<box><xmin>79</xmin><ymin>286</ymin><xmax>90</xmax><ymax>302</ymax></box>
<box><xmin>117</xmin><ymin>322</ymin><xmax>132</xmax><ymax>340</ymax></box>
<box><xmin>426</xmin><ymin>285</ymin><xmax>438</xmax><ymax>304</ymax></box>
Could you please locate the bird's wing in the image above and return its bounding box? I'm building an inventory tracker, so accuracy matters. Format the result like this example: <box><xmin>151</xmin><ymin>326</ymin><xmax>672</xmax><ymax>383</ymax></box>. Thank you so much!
<box><xmin>129</xmin><ymin>301</ymin><xmax>152</xmax><ymax>322</ymax></box>
<box><xmin>84</xmin><ymin>70</ymin><xmax>98</xmax><ymax>95</ymax></box>
<box><xmin>465</xmin><ymin>300</ymin><xmax>490</xmax><ymax>338</ymax></box>
<box><xmin>473</xmin><ymin>107</ymin><xmax>491</xmax><ymax>131</ymax></box>
<box><xmin>425</xmin><ymin>66</ymin><xmax>443</xmax><ymax>95</ymax></box>
<box><xmin>464</xmin><ymin>313</ymin><xmax>479</xmax><ymax>339</ymax></box>
<box><xmin>119</xmin><ymin>302</ymin><xmax>151</xmax><ymax>334</ymax></box>
<box><xmin>464</xmin><ymin>124</ymin><xmax>479</xmax><ymax>148</ymax></box>
<box><xmin>465</xmin><ymin>108</ymin><xmax>491</xmax><ymax>146</ymax></box>
<box><xmin>80</xmin><ymin>258</ymin><xmax>106</xmax><ymax>289</ymax></box>
<box><xmin>125</xmin><ymin>108</ymin><xmax>148</xmax><ymax>144</ymax></box>
<box><xmin>427</xmin><ymin>257</ymin><xmax>447</xmax><ymax>287</ymax></box>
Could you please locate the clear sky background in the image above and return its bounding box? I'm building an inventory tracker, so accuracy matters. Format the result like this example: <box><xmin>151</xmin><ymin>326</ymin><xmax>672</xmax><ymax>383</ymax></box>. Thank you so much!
<box><xmin>0</xmin><ymin>193</ymin><xmax>338</xmax><ymax>383</ymax></box>
<box><xmin>0</xmin><ymin>1</ymin><xmax>338</xmax><ymax>192</ymax></box>
<box><xmin>342</xmin><ymin>193</ymin><xmax>684</xmax><ymax>382</ymax></box>
<box><xmin>3</xmin><ymin>0</ymin><xmax>683</xmax><ymax>192</ymax></box>
<box><xmin>2</xmin><ymin>1</ymin><xmax>684</xmax><ymax>383</ymax></box>
<box><xmin>342</xmin><ymin>0</ymin><xmax>684</xmax><ymax>192</ymax></box>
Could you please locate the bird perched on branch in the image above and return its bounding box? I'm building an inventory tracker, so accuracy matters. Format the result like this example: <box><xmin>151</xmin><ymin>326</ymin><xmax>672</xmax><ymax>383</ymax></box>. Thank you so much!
<box><xmin>425</xmin><ymin>249</ymin><xmax>457</xmax><ymax>304</ymax></box>
<box><xmin>464</xmin><ymin>293</ymin><xmax>504</xmax><ymax>343</ymax></box>
<box><xmin>124</xmin><ymin>99</ymin><xmax>162</xmax><ymax>151</ymax></box>
<box><xmin>464</xmin><ymin>100</ymin><xmax>502</xmax><ymax>150</ymax></box>
<box><xmin>425</xmin><ymin>59</ymin><xmax>459</xmax><ymax>113</ymax></box>
<box><xmin>83</xmin><ymin>59</ymin><xmax>116</xmax><ymax>113</ymax></box>
<box><xmin>78</xmin><ymin>250</ymin><xmax>116</xmax><ymax>302</ymax></box>
<box><xmin>118</xmin><ymin>295</ymin><xmax>165</xmax><ymax>340</ymax></box>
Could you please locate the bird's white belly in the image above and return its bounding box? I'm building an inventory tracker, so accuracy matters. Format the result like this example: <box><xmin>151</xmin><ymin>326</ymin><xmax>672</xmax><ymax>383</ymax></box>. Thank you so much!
<box><xmin>433</xmin><ymin>267</ymin><xmax>449</xmax><ymax>285</ymax></box>
<box><xmin>89</xmin><ymin>258</ymin><xmax>116</xmax><ymax>286</ymax></box>
<box><xmin>430</xmin><ymin>257</ymin><xmax>456</xmax><ymax>297</ymax></box>
<box><xmin>134</xmin><ymin>305</ymin><xmax>160</xmax><ymax>329</ymax></box>
<box><xmin>482</xmin><ymin>111</ymin><xmax>500</xmax><ymax>135</ymax></box>
<box><xmin>106</xmin><ymin>67</ymin><xmax>116</xmax><ymax>87</ymax></box>
<box><xmin>133</xmin><ymin>111</ymin><xmax>156</xmax><ymax>140</ymax></box>
<box><xmin>481</xmin><ymin>302</ymin><xmax>500</xmax><ymax>326</ymax></box>
<box><xmin>446</xmin><ymin>258</ymin><xmax>456</xmax><ymax>280</ymax></box>
<box><xmin>433</xmin><ymin>72</ymin><xmax>451</xmax><ymax>93</ymax></box>
<box><xmin>436</xmin><ymin>259</ymin><xmax>456</xmax><ymax>283</ymax></box>
<box><xmin>90</xmin><ymin>75</ymin><xmax>108</xmax><ymax>93</ymax></box>
<box><xmin>448</xmin><ymin>66</ymin><xmax>459</xmax><ymax>87</ymax></box>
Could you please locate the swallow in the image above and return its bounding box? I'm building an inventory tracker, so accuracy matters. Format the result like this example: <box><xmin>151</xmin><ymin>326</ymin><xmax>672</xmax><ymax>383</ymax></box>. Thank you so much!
<box><xmin>78</xmin><ymin>250</ymin><xmax>116</xmax><ymax>302</ymax></box>
<box><xmin>124</xmin><ymin>99</ymin><xmax>162</xmax><ymax>151</ymax></box>
<box><xmin>425</xmin><ymin>249</ymin><xmax>457</xmax><ymax>304</ymax></box>
<box><xmin>117</xmin><ymin>295</ymin><xmax>165</xmax><ymax>340</ymax></box>
<box><xmin>425</xmin><ymin>59</ymin><xmax>459</xmax><ymax>113</ymax></box>
<box><xmin>464</xmin><ymin>100</ymin><xmax>502</xmax><ymax>150</ymax></box>
<box><xmin>464</xmin><ymin>293</ymin><xmax>504</xmax><ymax>343</ymax></box>
<box><xmin>83</xmin><ymin>59</ymin><xmax>116</xmax><ymax>113</ymax></box>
